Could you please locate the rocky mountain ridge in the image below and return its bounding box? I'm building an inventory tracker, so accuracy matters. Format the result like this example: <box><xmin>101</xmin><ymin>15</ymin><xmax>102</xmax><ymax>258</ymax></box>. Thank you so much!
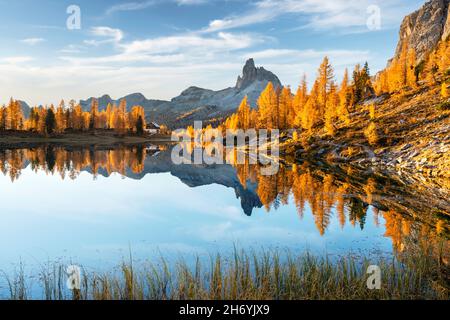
<box><xmin>394</xmin><ymin>0</ymin><xmax>450</xmax><ymax>62</ymax></box>
<box><xmin>79</xmin><ymin>59</ymin><xmax>282</xmax><ymax>128</ymax></box>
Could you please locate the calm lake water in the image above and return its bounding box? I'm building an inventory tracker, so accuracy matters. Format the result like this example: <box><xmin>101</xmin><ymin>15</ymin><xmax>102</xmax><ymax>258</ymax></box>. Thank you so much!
<box><xmin>0</xmin><ymin>144</ymin><xmax>447</xmax><ymax>288</ymax></box>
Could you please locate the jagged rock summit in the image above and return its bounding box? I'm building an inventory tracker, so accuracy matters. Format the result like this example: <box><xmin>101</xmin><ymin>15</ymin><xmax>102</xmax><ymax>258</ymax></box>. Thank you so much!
<box><xmin>236</xmin><ymin>58</ymin><xmax>281</xmax><ymax>90</ymax></box>
<box><xmin>395</xmin><ymin>0</ymin><xmax>450</xmax><ymax>62</ymax></box>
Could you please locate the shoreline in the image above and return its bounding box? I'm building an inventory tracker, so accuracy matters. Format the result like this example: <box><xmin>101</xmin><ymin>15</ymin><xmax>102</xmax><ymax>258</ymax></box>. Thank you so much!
<box><xmin>1</xmin><ymin>248</ymin><xmax>447</xmax><ymax>300</ymax></box>
<box><xmin>0</xmin><ymin>131</ymin><xmax>173</xmax><ymax>148</ymax></box>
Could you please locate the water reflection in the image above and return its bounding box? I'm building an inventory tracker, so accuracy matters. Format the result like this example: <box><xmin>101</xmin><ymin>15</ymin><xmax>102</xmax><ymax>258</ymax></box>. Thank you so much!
<box><xmin>0</xmin><ymin>145</ymin><xmax>165</xmax><ymax>181</ymax></box>
<box><xmin>0</xmin><ymin>144</ymin><xmax>448</xmax><ymax>262</ymax></box>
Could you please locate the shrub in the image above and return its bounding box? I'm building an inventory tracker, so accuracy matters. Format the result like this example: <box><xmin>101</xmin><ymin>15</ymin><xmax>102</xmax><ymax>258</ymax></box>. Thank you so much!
<box><xmin>369</xmin><ymin>104</ymin><xmax>376</xmax><ymax>120</ymax></box>
<box><xmin>364</xmin><ymin>122</ymin><xmax>379</xmax><ymax>146</ymax></box>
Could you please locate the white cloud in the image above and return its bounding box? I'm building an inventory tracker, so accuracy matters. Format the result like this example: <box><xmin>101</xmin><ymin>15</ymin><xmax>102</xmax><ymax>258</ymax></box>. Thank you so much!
<box><xmin>1</xmin><ymin>56</ymin><xmax>34</xmax><ymax>64</ymax></box>
<box><xmin>62</xmin><ymin>29</ymin><xmax>266</xmax><ymax>67</ymax></box>
<box><xmin>91</xmin><ymin>27</ymin><xmax>124</xmax><ymax>41</ymax></box>
<box><xmin>21</xmin><ymin>38</ymin><xmax>45</xmax><ymax>46</ymax></box>
<box><xmin>204</xmin><ymin>0</ymin><xmax>419</xmax><ymax>33</ymax></box>
<box><xmin>106</xmin><ymin>0</ymin><xmax>207</xmax><ymax>15</ymax></box>
<box><xmin>0</xmin><ymin>60</ymin><xmax>243</xmax><ymax>106</ymax></box>
<box><xmin>106</xmin><ymin>1</ymin><xmax>156</xmax><ymax>15</ymax></box>
<box><xmin>59</xmin><ymin>44</ymin><xmax>86</xmax><ymax>54</ymax></box>
<box><xmin>2</xmin><ymin>0</ymin><xmax>398</xmax><ymax>106</ymax></box>
<box><xmin>1</xmin><ymin>46</ymin><xmax>371</xmax><ymax>107</ymax></box>
<box><xmin>85</xmin><ymin>27</ymin><xmax>124</xmax><ymax>46</ymax></box>
<box><xmin>122</xmin><ymin>32</ymin><xmax>265</xmax><ymax>55</ymax></box>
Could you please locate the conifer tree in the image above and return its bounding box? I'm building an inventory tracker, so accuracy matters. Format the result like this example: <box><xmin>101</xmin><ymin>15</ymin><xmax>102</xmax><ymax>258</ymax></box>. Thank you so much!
<box><xmin>56</xmin><ymin>100</ymin><xmax>66</xmax><ymax>133</ymax></box>
<box><xmin>90</xmin><ymin>98</ymin><xmax>99</xmax><ymax>130</ymax></box>
<box><xmin>301</xmin><ymin>80</ymin><xmax>320</xmax><ymax>131</ymax></box>
<box><xmin>338</xmin><ymin>68</ymin><xmax>351</xmax><ymax>125</ymax></box>
<box><xmin>278</xmin><ymin>87</ymin><xmax>292</xmax><ymax>130</ymax></box>
<box><xmin>257</xmin><ymin>82</ymin><xmax>278</xmax><ymax>129</ymax></box>
<box><xmin>237</xmin><ymin>96</ymin><xmax>251</xmax><ymax>129</ymax></box>
<box><xmin>105</xmin><ymin>103</ymin><xmax>113</xmax><ymax>129</ymax></box>
<box><xmin>136</xmin><ymin>116</ymin><xmax>144</xmax><ymax>135</ymax></box>
<box><xmin>45</xmin><ymin>108</ymin><xmax>56</xmax><ymax>135</ymax></box>
<box><xmin>324</xmin><ymin>83</ymin><xmax>339</xmax><ymax>136</ymax></box>
<box><xmin>0</xmin><ymin>106</ymin><xmax>7</xmax><ymax>131</ymax></box>
<box><xmin>7</xmin><ymin>98</ymin><xmax>24</xmax><ymax>131</ymax></box>
<box><xmin>317</xmin><ymin>57</ymin><xmax>335</xmax><ymax>115</ymax></box>
<box><xmin>292</xmin><ymin>75</ymin><xmax>308</xmax><ymax>128</ymax></box>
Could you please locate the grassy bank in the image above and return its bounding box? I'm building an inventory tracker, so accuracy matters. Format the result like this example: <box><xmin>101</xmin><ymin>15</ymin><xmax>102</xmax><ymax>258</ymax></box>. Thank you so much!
<box><xmin>2</xmin><ymin>249</ymin><xmax>448</xmax><ymax>300</ymax></box>
<box><xmin>0</xmin><ymin>130</ymin><xmax>172</xmax><ymax>147</ymax></box>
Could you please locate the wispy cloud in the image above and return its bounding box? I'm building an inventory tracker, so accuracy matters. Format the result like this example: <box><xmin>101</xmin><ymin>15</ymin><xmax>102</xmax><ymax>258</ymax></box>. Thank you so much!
<box><xmin>59</xmin><ymin>44</ymin><xmax>86</xmax><ymax>54</ymax></box>
<box><xmin>84</xmin><ymin>26</ymin><xmax>124</xmax><ymax>46</ymax></box>
<box><xmin>21</xmin><ymin>38</ymin><xmax>45</xmax><ymax>46</ymax></box>
<box><xmin>204</xmin><ymin>0</ymin><xmax>419</xmax><ymax>33</ymax></box>
<box><xmin>245</xmin><ymin>48</ymin><xmax>370</xmax><ymax>61</ymax></box>
<box><xmin>106</xmin><ymin>0</ymin><xmax>208</xmax><ymax>14</ymax></box>
<box><xmin>1</xmin><ymin>56</ymin><xmax>34</xmax><ymax>64</ymax></box>
<box><xmin>68</xmin><ymin>24</ymin><xmax>266</xmax><ymax>65</ymax></box>
<box><xmin>106</xmin><ymin>1</ymin><xmax>156</xmax><ymax>15</ymax></box>
<box><xmin>3</xmin><ymin>0</ymin><xmax>403</xmax><ymax>106</ymax></box>
<box><xmin>176</xmin><ymin>0</ymin><xmax>208</xmax><ymax>5</ymax></box>
<box><xmin>122</xmin><ymin>32</ymin><xmax>266</xmax><ymax>56</ymax></box>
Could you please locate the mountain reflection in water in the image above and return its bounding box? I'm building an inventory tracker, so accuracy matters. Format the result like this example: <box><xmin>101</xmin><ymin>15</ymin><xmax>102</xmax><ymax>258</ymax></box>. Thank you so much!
<box><xmin>0</xmin><ymin>144</ymin><xmax>448</xmax><ymax>263</ymax></box>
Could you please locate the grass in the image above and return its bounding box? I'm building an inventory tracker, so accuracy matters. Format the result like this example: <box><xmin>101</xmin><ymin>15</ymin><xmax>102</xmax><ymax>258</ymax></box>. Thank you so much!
<box><xmin>1</xmin><ymin>249</ymin><xmax>448</xmax><ymax>300</ymax></box>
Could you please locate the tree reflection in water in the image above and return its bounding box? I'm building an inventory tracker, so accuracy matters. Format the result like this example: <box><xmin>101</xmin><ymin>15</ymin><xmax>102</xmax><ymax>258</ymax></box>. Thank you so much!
<box><xmin>0</xmin><ymin>144</ymin><xmax>448</xmax><ymax>264</ymax></box>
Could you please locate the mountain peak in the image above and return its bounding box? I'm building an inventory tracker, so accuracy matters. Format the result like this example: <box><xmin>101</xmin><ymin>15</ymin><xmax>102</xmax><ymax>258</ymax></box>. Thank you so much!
<box><xmin>235</xmin><ymin>58</ymin><xmax>281</xmax><ymax>91</ymax></box>
<box><xmin>244</xmin><ymin>58</ymin><xmax>256</xmax><ymax>69</ymax></box>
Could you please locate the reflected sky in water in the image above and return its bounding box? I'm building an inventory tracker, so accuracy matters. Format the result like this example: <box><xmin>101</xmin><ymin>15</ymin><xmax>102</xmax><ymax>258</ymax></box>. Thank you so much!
<box><xmin>0</xmin><ymin>164</ymin><xmax>392</xmax><ymax>272</ymax></box>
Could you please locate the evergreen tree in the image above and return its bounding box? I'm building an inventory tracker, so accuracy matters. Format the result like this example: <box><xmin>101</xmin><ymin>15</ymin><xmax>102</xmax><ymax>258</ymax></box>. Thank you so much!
<box><xmin>90</xmin><ymin>98</ymin><xmax>99</xmax><ymax>130</ymax></box>
<box><xmin>45</xmin><ymin>108</ymin><xmax>56</xmax><ymax>135</ymax></box>
<box><xmin>136</xmin><ymin>116</ymin><xmax>144</xmax><ymax>135</ymax></box>
<box><xmin>0</xmin><ymin>106</ymin><xmax>7</xmax><ymax>131</ymax></box>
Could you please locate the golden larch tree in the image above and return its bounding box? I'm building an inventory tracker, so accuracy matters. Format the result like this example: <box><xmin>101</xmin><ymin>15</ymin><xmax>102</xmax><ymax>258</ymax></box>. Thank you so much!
<box><xmin>236</xmin><ymin>96</ymin><xmax>251</xmax><ymax>129</ymax></box>
<box><xmin>278</xmin><ymin>86</ymin><xmax>293</xmax><ymax>130</ymax></box>
<box><xmin>257</xmin><ymin>82</ymin><xmax>278</xmax><ymax>129</ymax></box>
<box><xmin>292</xmin><ymin>75</ymin><xmax>308</xmax><ymax>128</ymax></box>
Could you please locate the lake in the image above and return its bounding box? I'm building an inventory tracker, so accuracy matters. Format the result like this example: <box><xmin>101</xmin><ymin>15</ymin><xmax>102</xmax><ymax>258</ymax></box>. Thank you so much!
<box><xmin>0</xmin><ymin>144</ymin><xmax>448</xmax><ymax>296</ymax></box>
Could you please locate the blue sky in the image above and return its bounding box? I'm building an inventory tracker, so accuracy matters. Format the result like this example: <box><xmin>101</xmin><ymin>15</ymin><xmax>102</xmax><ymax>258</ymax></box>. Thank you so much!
<box><xmin>0</xmin><ymin>0</ymin><xmax>425</xmax><ymax>106</ymax></box>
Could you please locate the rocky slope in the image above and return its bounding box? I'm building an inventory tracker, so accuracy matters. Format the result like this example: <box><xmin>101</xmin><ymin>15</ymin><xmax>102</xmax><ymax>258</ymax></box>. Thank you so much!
<box><xmin>286</xmin><ymin>0</ymin><xmax>450</xmax><ymax>185</ymax></box>
<box><xmin>394</xmin><ymin>0</ymin><xmax>450</xmax><ymax>62</ymax></box>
